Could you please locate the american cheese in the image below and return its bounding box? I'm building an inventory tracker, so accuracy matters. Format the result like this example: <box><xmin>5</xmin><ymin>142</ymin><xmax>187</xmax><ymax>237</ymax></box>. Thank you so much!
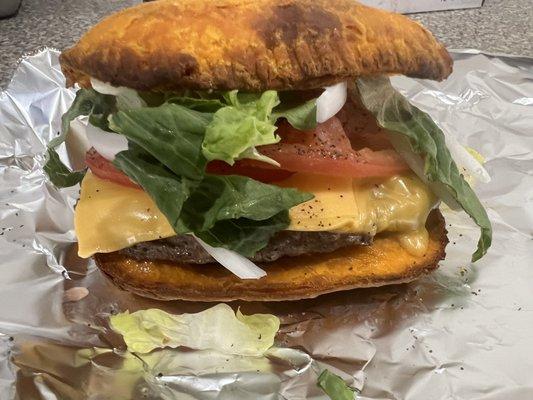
<box><xmin>76</xmin><ymin>172</ymin><xmax>437</xmax><ymax>258</ymax></box>
<box><xmin>76</xmin><ymin>172</ymin><xmax>174</xmax><ymax>258</ymax></box>
<box><xmin>279</xmin><ymin>173</ymin><xmax>436</xmax><ymax>235</ymax></box>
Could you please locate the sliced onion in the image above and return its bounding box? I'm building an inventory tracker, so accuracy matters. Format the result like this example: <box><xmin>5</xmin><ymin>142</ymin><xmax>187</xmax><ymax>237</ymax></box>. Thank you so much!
<box><xmin>316</xmin><ymin>81</ymin><xmax>347</xmax><ymax>123</ymax></box>
<box><xmin>86</xmin><ymin>123</ymin><xmax>128</xmax><ymax>161</ymax></box>
<box><xmin>90</xmin><ymin>78</ymin><xmax>146</xmax><ymax>110</ymax></box>
<box><xmin>194</xmin><ymin>237</ymin><xmax>266</xmax><ymax>280</ymax></box>
<box><xmin>445</xmin><ymin>135</ymin><xmax>491</xmax><ymax>183</ymax></box>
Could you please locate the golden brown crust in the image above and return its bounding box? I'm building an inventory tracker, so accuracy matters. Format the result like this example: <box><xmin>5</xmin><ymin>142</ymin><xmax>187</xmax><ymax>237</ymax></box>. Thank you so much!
<box><xmin>94</xmin><ymin>210</ymin><xmax>448</xmax><ymax>302</ymax></box>
<box><xmin>60</xmin><ymin>0</ymin><xmax>452</xmax><ymax>91</ymax></box>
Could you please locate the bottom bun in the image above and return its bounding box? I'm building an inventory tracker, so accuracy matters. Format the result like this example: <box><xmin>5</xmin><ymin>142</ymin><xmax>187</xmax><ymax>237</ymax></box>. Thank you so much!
<box><xmin>95</xmin><ymin>210</ymin><xmax>448</xmax><ymax>302</ymax></box>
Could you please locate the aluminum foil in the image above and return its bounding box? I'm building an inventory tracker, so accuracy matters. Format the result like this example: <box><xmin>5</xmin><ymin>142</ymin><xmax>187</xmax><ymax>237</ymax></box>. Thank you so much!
<box><xmin>0</xmin><ymin>48</ymin><xmax>532</xmax><ymax>399</ymax></box>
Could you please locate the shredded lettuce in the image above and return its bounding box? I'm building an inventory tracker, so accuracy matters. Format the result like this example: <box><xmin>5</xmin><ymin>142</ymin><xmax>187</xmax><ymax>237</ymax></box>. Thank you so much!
<box><xmin>356</xmin><ymin>77</ymin><xmax>492</xmax><ymax>261</ymax></box>
<box><xmin>109</xmin><ymin>304</ymin><xmax>280</xmax><ymax>356</ymax></box>
<box><xmin>317</xmin><ymin>369</ymin><xmax>356</xmax><ymax>400</ymax></box>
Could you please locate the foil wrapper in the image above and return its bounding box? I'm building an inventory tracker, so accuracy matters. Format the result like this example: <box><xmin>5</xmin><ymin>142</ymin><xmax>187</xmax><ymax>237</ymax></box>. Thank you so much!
<box><xmin>0</xmin><ymin>49</ymin><xmax>532</xmax><ymax>399</ymax></box>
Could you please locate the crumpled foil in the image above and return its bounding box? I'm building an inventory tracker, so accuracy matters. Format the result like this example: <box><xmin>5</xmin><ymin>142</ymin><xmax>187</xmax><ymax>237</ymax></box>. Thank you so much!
<box><xmin>0</xmin><ymin>48</ymin><xmax>532</xmax><ymax>400</ymax></box>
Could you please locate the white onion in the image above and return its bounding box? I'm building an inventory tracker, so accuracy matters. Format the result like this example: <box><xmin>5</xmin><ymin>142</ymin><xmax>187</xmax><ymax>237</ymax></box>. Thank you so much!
<box><xmin>90</xmin><ymin>78</ymin><xmax>146</xmax><ymax>109</ymax></box>
<box><xmin>86</xmin><ymin>123</ymin><xmax>128</xmax><ymax>161</ymax></box>
<box><xmin>194</xmin><ymin>237</ymin><xmax>266</xmax><ymax>280</ymax></box>
<box><xmin>316</xmin><ymin>81</ymin><xmax>347</xmax><ymax>123</ymax></box>
<box><xmin>445</xmin><ymin>135</ymin><xmax>491</xmax><ymax>183</ymax></box>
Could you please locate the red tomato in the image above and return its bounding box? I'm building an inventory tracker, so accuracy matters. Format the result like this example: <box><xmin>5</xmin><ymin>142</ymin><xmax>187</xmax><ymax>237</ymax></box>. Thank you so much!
<box><xmin>257</xmin><ymin>118</ymin><xmax>409</xmax><ymax>178</ymax></box>
<box><xmin>85</xmin><ymin>110</ymin><xmax>408</xmax><ymax>189</ymax></box>
<box><xmin>336</xmin><ymin>99</ymin><xmax>395</xmax><ymax>151</ymax></box>
<box><xmin>85</xmin><ymin>148</ymin><xmax>141</xmax><ymax>189</ymax></box>
<box><xmin>85</xmin><ymin>148</ymin><xmax>293</xmax><ymax>188</ymax></box>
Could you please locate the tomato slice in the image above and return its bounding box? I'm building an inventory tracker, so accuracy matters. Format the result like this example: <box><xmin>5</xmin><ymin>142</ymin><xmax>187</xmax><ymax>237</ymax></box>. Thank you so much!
<box><xmin>85</xmin><ymin>105</ymin><xmax>409</xmax><ymax>189</ymax></box>
<box><xmin>85</xmin><ymin>148</ymin><xmax>141</xmax><ymax>189</ymax></box>
<box><xmin>336</xmin><ymin>99</ymin><xmax>394</xmax><ymax>151</ymax></box>
<box><xmin>257</xmin><ymin>118</ymin><xmax>409</xmax><ymax>178</ymax></box>
<box><xmin>85</xmin><ymin>148</ymin><xmax>293</xmax><ymax>188</ymax></box>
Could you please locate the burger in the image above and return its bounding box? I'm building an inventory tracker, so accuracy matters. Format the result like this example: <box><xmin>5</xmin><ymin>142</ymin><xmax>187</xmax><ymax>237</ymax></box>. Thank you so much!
<box><xmin>45</xmin><ymin>0</ymin><xmax>492</xmax><ymax>301</ymax></box>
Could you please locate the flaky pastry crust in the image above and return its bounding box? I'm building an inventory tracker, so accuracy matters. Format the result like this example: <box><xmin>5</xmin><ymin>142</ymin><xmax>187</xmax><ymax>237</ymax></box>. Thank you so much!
<box><xmin>60</xmin><ymin>0</ymin><xmax>452</xmax><ymax>91</ymax></box>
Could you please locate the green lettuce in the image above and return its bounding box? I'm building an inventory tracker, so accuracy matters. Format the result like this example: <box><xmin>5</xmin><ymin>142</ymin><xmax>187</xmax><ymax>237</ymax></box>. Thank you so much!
<box><xmin>356</xmin><ymin>77</ymin><xmax>492</xmax><ymax>261</ymax></box>
<box><xmin>202</xmin><ymin>90</ymin><xmax>317</xmax><ymax>165</ymax></box>
<box><xmin>114</xmin><ymin>145</ymin><xmax>310</xmax><ymax>255</ymax></box>
<box><xmin>43</xmin><ymin>147</ymin><xmax>87</xmax><ymax>188</ymax></box>
<box><xmin>194</xmin><ymin>212</ymin><xmax>291</xmax><ymax>257</ymax></box>
<box><xmin>317</xmin><ymin>369</ymin><xmax>356</xmax><ymax>400</ymax></box>
<box><xmin>45</xmin><ymin>87</ymin><xmax>316</xmax><ymax>254</ymax></box>
<box><xmin>202</xmin><ymin>90</ymin><xmax>281</xmax><ymax>165</ymax></box>
<box><xmin>109</xmin><ymin>103</ymin><xmax>211</xmax><ymax>179</ymax></box>
<box><xmin>44</xmin><ymin>88</ymin><xmax>115</xmax><ymax>187</ymax></box>
<box><xmin>109</xmin><ymin>303</ymin><xmax>280</xmax><ymax>356</ymax></box>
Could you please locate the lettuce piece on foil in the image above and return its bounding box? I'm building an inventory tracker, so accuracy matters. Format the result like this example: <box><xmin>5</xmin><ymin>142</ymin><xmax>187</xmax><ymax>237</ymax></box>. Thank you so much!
<box><xmin>317</xmin><ymin>369</ymin><xmax>357</xmax><ymax>400</ymax></box>
<box><xmin>109</xmin><ymin>303</ymin><xmax>280</xmax><ymax>356</ymax></box>
<box><xmin>356</xmin><ymin>77</ymin><xmax>492</xmax><ymax>262</ymax></box>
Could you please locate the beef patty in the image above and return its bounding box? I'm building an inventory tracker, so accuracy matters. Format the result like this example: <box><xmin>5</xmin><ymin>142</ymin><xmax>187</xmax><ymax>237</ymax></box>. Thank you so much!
<box><xmin>118</xmin><ymin>231</ymin><xmax>373</xmax><ymax>264</ymax></box>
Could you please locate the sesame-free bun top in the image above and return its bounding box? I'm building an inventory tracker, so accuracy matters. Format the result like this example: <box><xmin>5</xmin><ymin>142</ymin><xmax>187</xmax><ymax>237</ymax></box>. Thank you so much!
<box><xmin>60</xmin><ymin>0</ymin><xmax>453</xmax><ymax>91</ymax></box>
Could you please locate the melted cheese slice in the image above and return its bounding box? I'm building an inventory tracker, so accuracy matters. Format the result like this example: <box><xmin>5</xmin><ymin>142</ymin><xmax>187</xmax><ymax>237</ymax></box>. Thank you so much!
<box><xmin>76</xmin><ymin>172</ymin><xmax>174</xmax><ymax>258</ymax></box>
<box><xmin>75</xmin><ymin>172</ymin><xmax>437</xmax><ymax>258</ymax></box>
<box><xmin>279</xmin><ymin>173</ymin><xmax>436</xmax><ymax>235</ymax></box>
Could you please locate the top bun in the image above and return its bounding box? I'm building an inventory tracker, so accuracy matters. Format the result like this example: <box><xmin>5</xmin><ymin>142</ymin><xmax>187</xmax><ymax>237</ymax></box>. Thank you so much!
<box><xmin>60</xmin><ymin>0</ymin><xmax>452</xmax><ymax>91</ymax></box>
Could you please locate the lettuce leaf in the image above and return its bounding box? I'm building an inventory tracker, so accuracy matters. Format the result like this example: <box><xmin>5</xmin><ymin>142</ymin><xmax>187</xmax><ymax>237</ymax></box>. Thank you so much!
<box><xmin>109</xmin><ymin>103</ymin><xmax>210</xmax><ymax>179</ymax></box>
<box><xmin>202</xmin><ymin>90</ymin><xmax>281</xmax><ymax>165</ymax></box>
<box><xmin>273</xmin><ymin>98</ymin><xmax>317</xmax><ymax>131</ymax></box>
<box><xmin>43</xmin><ymin>147</ymin><xmax>86</xmax><ymax>187</ymax></box>
<box><xmin>46</xmin><ymin>87</ymin><xmax>314</xmax><ymax>254</ymax></box>
<box><xmin>202</xmin><ymin>90</ymin><xmax>317</xmax><ymax>165</ymax></box>
<box><xmin>109</xmin><ymin>303</ymin><xmax>280</xmax><ymax>356</ymax></box>
<box><xmin>44</xmin><ymin>88</ymin><xmax>115</xmax><ymax>187</ymax></box>
<box><xmin>194</xmin><ymin>212</ymin><xmax>291</xmax><ymax>257</ymax></box>
<box><xmin>113</xmin><ymin>150</ymin><xmax>195</xmax><ymax>232</ymax></box>
<box><xmin>114</xmin><ymin>144</ymin><xmax>311</xmax><ymax>254</ymax></box>
<box><xmin>90</xmin><ymin>78</ymin><xmax>146</xmax><ymax>110</ymax></box>
<box><xmin>181</xmin><ymin>174</ymin><xmax>312</xmax><ymax>229</ymax></box>
<box><xmin>317</xmin><ymin>370</ymin><xmax>356</xmax><ymax>400</ymax></box>
<box><xmin>356</xmin><ymin>77</ymin><xmax>492</xmax><ymax>261</ymax></box>
<box><xmin>52</xmin><ymin>88</ymin><xmax>115</xmax><ymax>148</ymax></box>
